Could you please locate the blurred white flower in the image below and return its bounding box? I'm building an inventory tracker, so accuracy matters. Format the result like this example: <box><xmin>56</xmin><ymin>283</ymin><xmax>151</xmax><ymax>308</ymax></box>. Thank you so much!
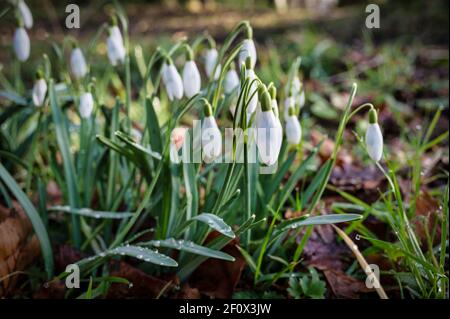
<box><xmin>32</xmin><ymin>77</ymin><xmax>47</xmax><ymax>107</ymax></box>
<box><xmin>238</xmin><ymin>38</ymin><xmax>257</xmax><ymax>69</ymax></box>
<box><xmin>13</xmin><ymin>27</ymin><xmax>30</xmax><ymax>62</ymax></box>
<box><xmin>70</xmin><ymin>47</ymin><xmax>88</xmax><ymax>79</ymax></box>
<box><xmin>224</xmin><ymin>68</ymin><xmax>240</xmax><ymax>94</ymax></box>
<box><xmin>182</xmin><ymin>60</ymin><xmax>201</xmax><ymax>98</ymax></box>
<box><xmin>17</xmin><ymin>0</ymin><xmax>33</xmax><ymax>29</ymax></box>
<box><xmin>365</xmin><ymin>109</ymin><xmax>383</xmax><ymax>162</ymax></box>
<box><xmin>107</xmin><ymin>27</ymin><xmax>126</xmax><ymax>66</ymax></box>
<box><xmin>162</xmin><ymin>62</ymin><xmax>183</xmax><ymax>101</ymax></box>
<box><xmin>205</xmin><ymin>48</ymin><xmax>221</xmax><ymax>80</ymax></box>
<box><xmin>285</xmin><ymin>109</ymin><xmax>302</xmax><ymax>145</ymax></box>
<box><xmin>283</xmin><ymin>96</ymin><xmax>295</xmax><ymax>119</ymax></box>
<box><xmin>245</xmin><ymin>68</ymin><xmax>259</xmax><ymax>118</ymax></box>
<box><xmin>79</xmin><ymin>92</ymin><xmax>94</xmax><ymax>118</ymax></box>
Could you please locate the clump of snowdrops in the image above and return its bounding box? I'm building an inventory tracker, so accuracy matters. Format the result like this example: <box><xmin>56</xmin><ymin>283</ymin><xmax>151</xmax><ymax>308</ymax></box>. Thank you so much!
<box><xmin>0</xmin><ymin>1</ymin><xmax>403</xmax><ymax>297</ymax></box>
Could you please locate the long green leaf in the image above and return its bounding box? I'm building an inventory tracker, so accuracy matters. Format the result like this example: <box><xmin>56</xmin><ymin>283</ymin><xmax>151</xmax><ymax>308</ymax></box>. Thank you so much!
<box><xmin>48</xmin><ymin>205</ymin><xmax>134</xmax><ymax>219</ymax></box>
<box><xmin>0</xmin><ymin>164</ymin><xmax>54</xmax><ymax>278</ymax></box>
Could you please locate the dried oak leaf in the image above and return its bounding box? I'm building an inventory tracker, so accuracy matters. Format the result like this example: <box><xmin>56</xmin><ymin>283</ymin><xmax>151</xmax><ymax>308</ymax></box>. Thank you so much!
<box><xmin>188</xmin><ymin>231</ymin><xmax>245</xmax><ymax>299</ymax></box>
<box><xmin>0</xmin><ymin>202</ymin><xmax>40</xmax><ymax>297</ymax></box>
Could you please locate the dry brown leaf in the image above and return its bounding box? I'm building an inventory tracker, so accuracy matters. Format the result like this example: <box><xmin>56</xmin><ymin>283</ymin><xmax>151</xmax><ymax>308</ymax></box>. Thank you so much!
<box><xmin>0</xmin><ymin>202</ymin><xmax>40</xmax><ymax>296</ymax></box>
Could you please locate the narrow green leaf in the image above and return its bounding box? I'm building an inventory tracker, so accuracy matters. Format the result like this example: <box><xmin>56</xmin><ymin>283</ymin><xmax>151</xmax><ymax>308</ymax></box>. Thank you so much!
<box><xmin>279</xmin><ymin>214</ymin><xmax>362</xmax><ymax>232</ymax></box>
<box><xmin>190</xmin><ymin>213</ymin><xmax>235</xmax><ymax>238</ymax></box>
<box><xmin>48</xmin><ymin>205</ymin><xmax>134</xmax><ymax>219</ymax></box>
<box><xmin>0</xmin><ymin>163</ymin><xmax>54</xmax><ymax>278</ymax></box>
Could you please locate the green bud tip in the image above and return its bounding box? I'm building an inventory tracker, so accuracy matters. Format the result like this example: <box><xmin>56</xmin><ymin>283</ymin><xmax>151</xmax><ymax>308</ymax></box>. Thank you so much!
<box><xmin>245</xmin><ymin>56</ymin><xmax>252</xmax><ymax>69</ymax></box>
<box><xmin>369</xmin><ymin>108</ymin><xmax>378</xmax><ymax>124</ymax></box>
<box><xmin>245</xmin><ymin>24</ymin><xmax>253</xmax><ymax>39</ymax></box>
<box><xmin>268</xmin><ymin>85</ymin><xmax>276</xmax><ymax>100</ymax></box>
<box><xmin>204</xmin><ymin>100</ymin><xmax>213</xmax><ymax>117</ymax></box>
<box><xmin>35</xmin><ymin>70</ymin><xmax>44</xmax><ymax>79</ymax></box>
<box><xmin>288</xmin><ymin>106</ymin><xmax>296</xmax><ymax>116</ymax></box>
<box><xmin>260</xmin><ymin>89</ymin><xmax>271</xmax><ymax>112</ymax></box>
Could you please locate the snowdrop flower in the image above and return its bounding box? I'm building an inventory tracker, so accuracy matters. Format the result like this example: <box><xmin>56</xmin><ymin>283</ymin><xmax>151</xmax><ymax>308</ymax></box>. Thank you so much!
<box><xmin>70</xmin><ymin>46</ymin><xmax>88</xmax><ymax>79</ymax></box>
<box><xmin>13</xmin><ymin>26</ymin><xmax>30</xmax><ymax>62</ymax></box>
<box><xmin>224</xmin><ymin>64</ymin><xmax>240</xmax><ymax>94</ymax></box>
<box><xmin>204</xmin><ymin>47</ymin><xmax>221</xmax><ymax>80</ymax></box>
<box><xmin>291</xmin><ymin>76</ymin><xmax>306</xmax><ymax>109</ymax></box>
<box><xmin>285</xmin><ymin>107</ymin><xmax>302</xmax><ymax>145</ymax></box>
<box><xmin>162</xmin><ymin>60</ymin><xmax>183</xmax><ymax>101</ymax></box>
<box><xmin>32</xmin><ymin>72</ymin><xmax>47</xmax><ymax>107</ymax></box>
<box><xmin>17</xmin><ymin>0</ymin><xmax>33</xmax><ymax>29</ymax></box>
<box><xmin>182</xmin><ymin>48</ymin><xmax>201</xmax><ymax>98</ymax></box>
<box><xmin>106</xmin><ymin>26</ymin><xmax>126</xmax><ymax>66</ymax></box>
<box><xmin>283</xmin><ymin>94</ymin><xmax>295</xmax><ymax>119</ymax></box>
<box><xmin>238</xmin><ymin>27</ymin><xmax>257</xmax><ymax>69</ymax></box>
<box><xmin>365</xmin><ymin>108</ymin><xmax>383</xmax><ymax>162</ymax></box>
<box><xmin>244</xmin><ymin>57</ymin><xmax>259</xmax><ymax>120</ymax></box>
<box><xmin>79</xmin><ymin>91</ymin><xmax>94</xmax><ymax>119</ymax></box>
<box><xmin>201</xmin><ymin>101</ymin><xmax>222</xmax><ymax>163</ymax></box>
<box><xmin>255</xmin><ymin>86</ymin><xmax>282</xmax><ymax>166</ymax></box>
<box><xmin>268</xmin><ymin>84</ymin><xmax>283</xmax><ymax>145</ymax></box>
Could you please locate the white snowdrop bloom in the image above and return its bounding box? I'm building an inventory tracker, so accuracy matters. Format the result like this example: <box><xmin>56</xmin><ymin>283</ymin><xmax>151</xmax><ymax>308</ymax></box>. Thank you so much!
<box><xmin>291</xmin><ymin>76</ymin><xmax>301</xmax><ymax>95</ymax></box>
<box><xmin>70</xmin><ymin>47</ymin><xmax>88</xmax><ymax>79</ymax></box>
<box><xmin>256</xmin><ymin>89</ymin><xmax>282</xmax><ymax>166</ymax></box>
<box><xmin>268</xmin><ymin>85</ymin><xmax>283</xmax><ymax>147</ymax></box>
<box><xmin>283</xmin><ymin>96</ymin><xmax>295</xmax><ymax>119</ymax></box>
<box><xmin>110</xmin><ymin>25</ymin><xmax>124</xmax><ymax>45</ymax></box>
<box><xmin>365</xmin><ymin>109</ymin><xmax>383</xmax><ymax>162</ymax></box>
<box><xmin>13</xmin><ymin>27</ymin><xmax>30</xmax><ymax>62</ymax></box>
<box><xmin>201</xmin><ymin>102</ymin><xmax>222</xmax><ymax>163</ymax></box>
<box><xmin>285</xmin><ymin>108</ymin><xmax>302</xmax><ymax>145</ymax></box>
<box><xmin>238</xmin><ymin>38</ymin><xmax>257</xmax><ymax>69</ymax></box>
<box><xmin>297</xmin><ymin>89</ymin><xmax>305</xmax><ymax>108</ymax></box>
<box><xmin>224</xmin><ymin>67</ymin><xmax>240</xmax><ymax>94</ymax></box>
<box><xmin>107</xmin><ymin>28</ymin><xmax>126</xmax><ymax>66</ymax></box>
<box><xmin>205</xmin><ymin>48</ymin><xmax>221</xmax><ymax>80</ymax></box>
<box><xmin>32</xmin><ymin>77</ymin><xmax>47</xmax><ymax>107</ymax></box>
<box><xmin>162</xmin><ymin>62</ymin><xmax>183</xmax><ymax>101</ymax></box>
<box><xmin>18</xmin><ymin>0</ymin><xmax>33</xmax><ymax>29</ymax></box>
<box><xmin>79</xmin><ymin>92</ymin><xmax>94</xmax><ymax>118</ymax></box>
<box><xmin>182</xmin><ymin>60</ymin><xmax>201</xmax><ymax>98</ymax></box>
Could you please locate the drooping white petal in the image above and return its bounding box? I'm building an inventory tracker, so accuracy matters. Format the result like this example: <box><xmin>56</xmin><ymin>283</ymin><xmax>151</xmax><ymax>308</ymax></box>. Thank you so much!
<box><xmin>205</xmin><ymin>48</ymin><xmax>221</xmax><ymax>80</ymax></box>
<box><xmin>13</xmin><ymin>27</ymin><xmax>30</xmax><ymax>62</ymax></box>
<box><xmin>224</xmin><ymin>69</ymin><xmax>240</xmax><ymax>94</ymax></box>
<box><xmin>238</xmin><ymin>39</ymin><xmax>257</xmax><ymax>69</ymax></box>
<box><xmin>285</xmin><ymin>115</ymin><xmax>302</xmax><ymax>145</ymax></box>
<box><xmin>70</xmin><ymin>47</ymin><xmax>88</xmax><ymax>79</ymax></box>
<box><xmin>201</xmin><ymin>116</ymin><xmax>222</xmax><ymax>163</ymax></box>
<box><xmin>107</xmin><ymin>33</ymin><xmax>126</xmax><ymax>66</ymax></box>
<box><xmin>365</xmin><ymin>123</ymin><xmax>383</xmax><ymax>162</ymax></box>
<box><xmin>245</xmin><ymin>69</ymin><xmax>259</xmax><ymax>116</ymax></box>
<box><xmin>256</xmin><ymin>110</ymin><xmax>282</xmax><ymax>166</ymax></box>
<box><xmin>18</xmin><ymin>0</ymin><xmax>33</xmax><ymax>29</ymax></box>
<box><xmin>110</xmin><ymin>25</ymin><xmax>124</xmax><ymax>45</ymax></box>
<box><xmin>162</xmin><ymin>63</ymin><xmax>183</xmax><ymax>101</ymax></box>
<box><xmin>32</xmin><ymin>78</ymin><xmax>47</xmax><ymax>107</ymax></box>
<box><xmin>291</xmin><ymin>76</ymin><xmax>301</xmax><ymax>95</ymax></box>
<box><xmin>79</xmin><ymin>92</ymin><xmax>94</xmax><ymax>118</ymax></box>
<box><xmin>182</xmin><ymin>60</ymin><xmax>201</xmax><ymax>98</ymax></box>
<box><xmin>297</xmin><ymin>90</ymin><xmax>305</xmax><ymax>108</ymax></box>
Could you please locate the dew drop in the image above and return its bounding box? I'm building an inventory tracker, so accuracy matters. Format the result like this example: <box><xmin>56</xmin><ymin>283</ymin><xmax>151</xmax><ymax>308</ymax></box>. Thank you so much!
<box><xmin>355</xmin><ymin>234</ymin><xmax>361</xmax><ymax>241</ymax></box>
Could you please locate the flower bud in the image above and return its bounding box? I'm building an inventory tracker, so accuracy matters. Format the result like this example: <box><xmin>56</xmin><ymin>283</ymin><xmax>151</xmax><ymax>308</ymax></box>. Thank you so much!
<box><xmin>365</xmin><ymin>108</ymin><xmax>383</xmax><ymax>162</ymax></box>
<box><xmin>107</xmin><ymin>27</ymin><xmax>126</xmax><ymax>66</ymax></box>
<box><xmin>245</xmin><ymin>57</ymin><xmax>258</xmax><ymax>116</ymax></box>
<box><xmin>182</xmin><ymin>60</ymin><xmax>201</xmax><ymax>98</ymax></box>
<box><xmin>224</xmin><ymin>65</ymin><xmax>239</xmax><ymax>94</ymax></box>
<box><xmin>79</xmin><ymin>92</ymin><xmax>94</xmax><ymax>118</ymax></box>
<box><xmin>162</xmin><ymin>61</ymin><xmax>184</xmax><ymax>101</ymax></box>
<box><xmin>17</xmin><ymin>0</ymin><xmax>33</xmax><ymax>29</ymax></box>
<box><xmin>32</xmin><ymin>74</ymin><xmax>47</xmax><ymax>107</ymax></box>
<box><xmin>13</xmin><ymin>27</ymin><xmax>30</xmax><ymax>62</ymax></box>
<box><xmin>201</xmin><ymin>102</ymin><xmax>222</xmax><ymax>163</ymax></box>
<box><xmin>70</xmin><ymin>47</ymin><xmax>88</xmax><ymax>79</ymax></box>
<box><xmin>238</xmin><ymin>38</ymin><xmax>257</xmax><ymax>69</ymax></box>
<box><xmin>285</xmin><ymin>107</ymin><xmax>301</xmax><ymax>145</ymax></box>
<box><xmin>205</xmin><ymin>48</ymin><xmax>221</xmax><ymax>80</ymax></box>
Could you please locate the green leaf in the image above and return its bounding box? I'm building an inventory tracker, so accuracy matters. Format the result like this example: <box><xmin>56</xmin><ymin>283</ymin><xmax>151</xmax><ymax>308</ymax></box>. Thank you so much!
<box><xmin>48</xmin><ymin>205</ymin><xmax>134</xmax><ymax>219</ymax></box>
<box><xmin>0</xmin><ymin>91</ymin><xmax>27</xmax><ymax>106</ymax></box>
<box><xmin>278</xmin><ymin>213</ymin><xmax>362</xmax><ymax>232</ymax></box>
<box><xmin>49</xmin><ymin>79</ymin><xmax>81</xmax><ymax>247</ymax></box>
<box><xmin>115</xmin><ymin>130</ymin><xmax>162</xmax><ymax>160</ymax></box>
<box><xmin>107</xmin><ymin>245</ymin><xmax>178</xmax><ymax>267</ymax></box>
<box><xmin>0</xmin><ymin>163</ymin><xmax>54</xmax><ymax>278</ymax></box>
<box><xmin>190</xmin><ymin>213</ymin><xmax>235</xmax><ymax>238</ymax></box>
<box><xmin>148</xmin><ymin>238</ymin><xmax>235</xmax><ymax>261</ymax></box>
